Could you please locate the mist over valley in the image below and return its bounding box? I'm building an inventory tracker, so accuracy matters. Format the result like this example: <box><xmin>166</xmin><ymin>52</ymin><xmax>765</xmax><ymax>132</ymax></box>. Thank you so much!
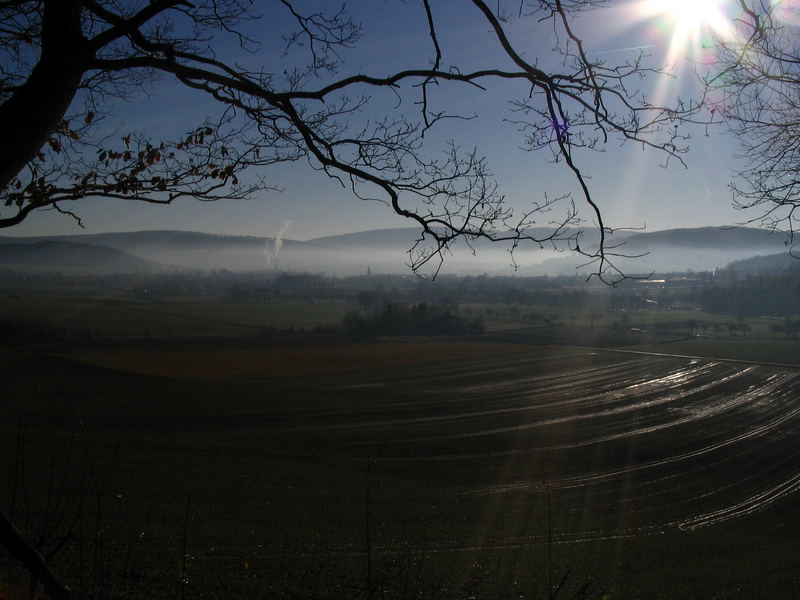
<box><xmin>0</xmin><ymin>225</ymin><xmax>792</xmax><ymax>276</ymax></box>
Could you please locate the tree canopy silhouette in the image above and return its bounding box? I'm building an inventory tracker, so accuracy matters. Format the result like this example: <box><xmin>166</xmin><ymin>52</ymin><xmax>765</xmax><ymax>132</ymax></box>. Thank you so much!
<box><xmin>706</xmin><ymin>0</ymin><xmax>800</xmax><ymax>248</ymax></box>
<box><xmin>0</xmin><ymin>0</ymin><xmax>694</xmax><ymax>280</ymax></box>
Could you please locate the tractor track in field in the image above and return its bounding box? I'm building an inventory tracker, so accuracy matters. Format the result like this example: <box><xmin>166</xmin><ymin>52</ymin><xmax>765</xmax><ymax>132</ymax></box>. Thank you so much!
<box><xmin>264</xmin><ymin>350</ymin><xmax>800</xmax><ymax>556</ymax></box>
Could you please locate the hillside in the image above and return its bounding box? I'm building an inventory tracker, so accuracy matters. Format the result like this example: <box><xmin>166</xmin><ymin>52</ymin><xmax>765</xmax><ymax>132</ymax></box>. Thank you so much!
<box><xmin>725</xmin><ymin>251</ymin><xmax>800</xmax><ymax>273</ymax></box>
<box><xmin>538</xmin><ymin>226</ymin><xmax>791</xmax><ymax>275</ymax></box>
<box><xmin>0</xmin><ymin>241</ymin><xmax>157</xmax><ymax>271</ymax></box>
<box><xmin>622</xmin><ymin>226</ymin><xmax>788</xmax><ymax>249</ymax></box>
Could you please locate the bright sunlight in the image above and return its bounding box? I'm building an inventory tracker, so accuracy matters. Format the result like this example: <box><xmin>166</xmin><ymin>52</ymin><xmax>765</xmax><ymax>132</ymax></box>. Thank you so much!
<box><xmin>636</xmin><ymin>0</ymin><xmax>734</xmax><ymax>64</ymax></box>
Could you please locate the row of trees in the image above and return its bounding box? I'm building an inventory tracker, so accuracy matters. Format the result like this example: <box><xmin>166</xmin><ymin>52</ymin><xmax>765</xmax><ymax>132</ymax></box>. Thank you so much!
<box><xmin>342</xmin><ymin>303</ymin><xmax>483</xmax><ymax>337</ymax></box>
<box><xmin>769</xmin><ymin>319</ymin><xmax>800</xmax><ymax>340</ymax></box>
<box><xmin>652</xmin><ymin>273</ymin><xmax>800</xmax><ymax>316</ymax></box>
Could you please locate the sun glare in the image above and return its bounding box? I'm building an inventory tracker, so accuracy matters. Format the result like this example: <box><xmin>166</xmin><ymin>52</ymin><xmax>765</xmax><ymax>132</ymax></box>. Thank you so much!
<box><xmin>635</xmin><ymin>0</ymin><xmax>734</xmax><ymax>65</ymax></box>
<box><xmin>648</xmin><ymin>0</ymin><xmax>725</xmax><ymax>28</ymax></box>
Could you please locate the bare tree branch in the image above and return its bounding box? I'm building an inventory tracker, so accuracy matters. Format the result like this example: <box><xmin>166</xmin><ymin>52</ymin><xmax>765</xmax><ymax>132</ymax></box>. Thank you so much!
<box><xmin>705</xmin><ymin>1</ymin><xmax>800</xmax><ymax>248</ymax></box>
<box><xmin>0</xmin><ymin>0</ymin><xmax>700</xmax><ymax>281</ymax></box>
<box><xmin>0</xmin><ymin>507</ymin><xmax>70</xmax><ymax>600</ymax></box>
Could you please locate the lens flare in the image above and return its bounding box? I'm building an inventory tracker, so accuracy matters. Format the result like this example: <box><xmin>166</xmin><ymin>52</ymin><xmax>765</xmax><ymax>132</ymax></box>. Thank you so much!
<box><xmin>772</xmin><ymin>0</ymin><xmax>800</xmax><ymax>26</ymax></box>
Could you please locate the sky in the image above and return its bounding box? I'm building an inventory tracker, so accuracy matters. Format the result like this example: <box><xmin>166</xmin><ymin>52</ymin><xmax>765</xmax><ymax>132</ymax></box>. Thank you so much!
<box><xmin>5</xmin><ymin>0</ymin><xmax>759</xmax><ymax>242</ymax></box>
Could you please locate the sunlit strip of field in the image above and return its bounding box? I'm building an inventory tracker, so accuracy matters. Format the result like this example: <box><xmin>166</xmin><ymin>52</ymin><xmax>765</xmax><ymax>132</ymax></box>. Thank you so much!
<box><xmin>276</xmin><ymin>353</ymin><xmax>800</xmax><ymax>550</ymax></box>
<box><xmin>627</xmin><ymin>338</ymin><xmax>800</xmax><ymax>367</ymax></box>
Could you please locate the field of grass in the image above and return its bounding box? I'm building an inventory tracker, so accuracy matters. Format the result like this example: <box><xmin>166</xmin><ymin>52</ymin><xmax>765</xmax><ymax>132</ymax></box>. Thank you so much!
<box><xmin>0</xmin><ymin>293</ymin><xmax>350</xmax><ymax>339</ymax></box>
<box><xmin>2</xmin><ymin>340</ymin><xmax>800</xmax><ymax>599</ymax></box>
<box><xmin>465</xmin><ymin>302</ymin><xmax>788</xmax><ymax>338</ymax></box>
<box><xmin>68</xmin><ymin>339</ymin><xmax>536</xmax><ymax>380</ymax></box>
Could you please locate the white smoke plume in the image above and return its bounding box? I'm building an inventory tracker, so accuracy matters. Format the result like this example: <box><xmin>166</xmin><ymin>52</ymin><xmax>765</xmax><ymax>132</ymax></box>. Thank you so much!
<box><xmin>265</xmin><ymin>219</ymin><xmax>292</xmax><ymax>269</ymax></box>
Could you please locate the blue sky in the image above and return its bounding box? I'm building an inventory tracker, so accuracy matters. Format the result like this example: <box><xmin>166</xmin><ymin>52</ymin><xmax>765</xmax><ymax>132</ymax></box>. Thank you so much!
<box><xmin>6</xmin><ymin>0</ymin><xmax>752</xmax><ymax>241</ymax></box>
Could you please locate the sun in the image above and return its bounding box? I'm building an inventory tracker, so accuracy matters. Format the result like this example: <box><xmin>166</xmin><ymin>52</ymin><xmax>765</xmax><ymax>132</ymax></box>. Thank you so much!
<box><xmin>636</xmin><ymin>0</ymin><xmax>734</xmax><ymax>64</ymax></box>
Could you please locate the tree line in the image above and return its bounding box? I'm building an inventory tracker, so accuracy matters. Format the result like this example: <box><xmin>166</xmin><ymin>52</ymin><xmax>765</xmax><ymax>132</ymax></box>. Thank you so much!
<box><xmin>342</xmin><ymin>303</ymin><xmax>483</xmax><ymax>338</ymax></box>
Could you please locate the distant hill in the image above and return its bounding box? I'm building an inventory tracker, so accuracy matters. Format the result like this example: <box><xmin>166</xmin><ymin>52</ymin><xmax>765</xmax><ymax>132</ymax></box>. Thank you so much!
<box><xmin>725</xmin><ymin>252</ymin><xmax>800</xmax><ymax>273</ymax></box>
<box><xmin>536</xmin><ymin>226</ymin><xmax>792</xmax><ymax>275</ymax></box>
<box><xmin>0</xmin><ymin>225</ymin><xmax>794</xmax><ymax>275</ymax></box>
<box><xmin>306</xmin><ymin>226</ymin><xmax>636</xmax><ymax>250</ymax></box>
<box><xmin>0</xmin><ymin>241</ymin><xmax>157</xmax><ymax>271</ymax></box>
<box><xmin>0</xmin><ymin>229</ymin><xmax>279</xmax><ymax>250</ymax></box>
<box><xmin>0</xmin><ymin>230</ymin><xmax>306</xmax><ymax>271</ymax></box>
<box><xmin>307</xmin><ymin>228</ymin><xmax>424</xmax><ymax>250</ymax></box>
<box><xmin>621</xmin><ymin>226</ymin><xmax>788</xmax><ymax>249</ymax></box>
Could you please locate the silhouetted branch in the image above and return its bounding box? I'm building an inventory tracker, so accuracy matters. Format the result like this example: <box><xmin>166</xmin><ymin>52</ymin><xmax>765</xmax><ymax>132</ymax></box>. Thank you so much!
<box><xmin>706</xmin><ymin>1</ymin><xmax>800</xmax><ymax>249</ymax></box>
<box><xmin>0</xmin><ymin>507</ymin><xmax>70</xmax><ymax>600</ymax></box>
<box><xmin>0</xmin><ymin>0</ymin><xmax>701</xmax><ymax>281</ymax></box>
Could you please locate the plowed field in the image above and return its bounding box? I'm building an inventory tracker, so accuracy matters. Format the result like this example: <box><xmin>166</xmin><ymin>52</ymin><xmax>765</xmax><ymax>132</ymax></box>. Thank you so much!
<box><xmin>3</xmin><ymin>344</ymin><xmax>800</xmax><ymax>598</ymax></box>
<box><xmin>263</xmin><ymin>350</ymin><xmax>800</xmax><ymax>546</ymax></box>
